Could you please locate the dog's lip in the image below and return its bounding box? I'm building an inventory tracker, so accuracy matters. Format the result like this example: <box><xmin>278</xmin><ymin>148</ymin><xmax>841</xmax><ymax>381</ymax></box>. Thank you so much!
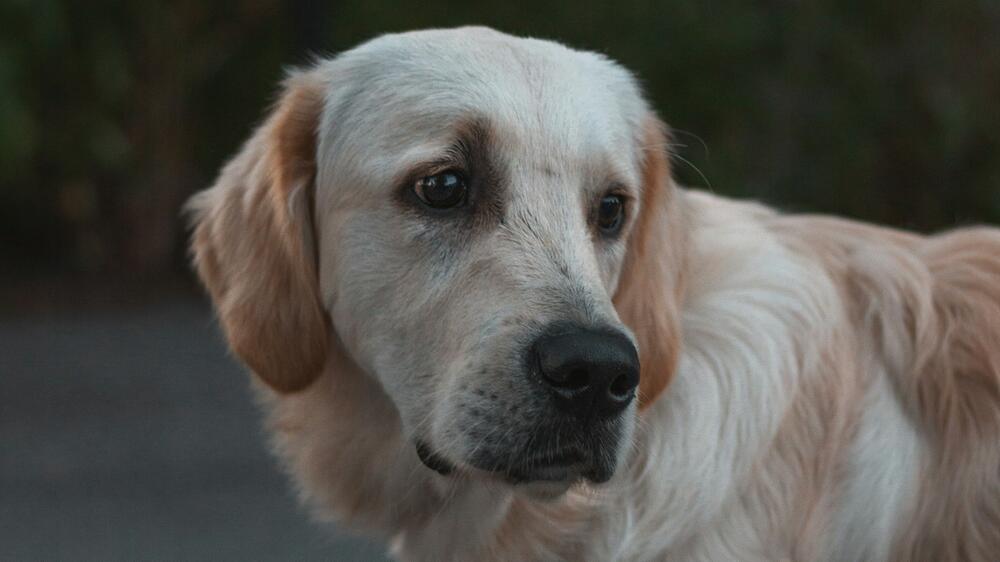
<box><xmin>522</xmin><ymin>448</ymin><xmax>586</xmax><ymax>467</ymax></box>
<box><xmin>504</xmin><ymin>465</ymin><xmax>584</xmax><ymax>484</ymax></box>
<box><xmin>415</xmin><ymin>441</ymin><xmax>455</xmax><ymax>476</ymax></box>
<box><xmin>416</xmin><ymin>442</ymin><xmax>612</xmax><ymax>485</ymax></box>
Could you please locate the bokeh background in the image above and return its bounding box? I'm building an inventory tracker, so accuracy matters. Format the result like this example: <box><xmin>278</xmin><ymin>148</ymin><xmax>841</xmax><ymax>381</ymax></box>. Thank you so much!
<box><xmin>2</xmin><ymin>1</ymin><xmax>998</xmax><ymax>560</ymax></box>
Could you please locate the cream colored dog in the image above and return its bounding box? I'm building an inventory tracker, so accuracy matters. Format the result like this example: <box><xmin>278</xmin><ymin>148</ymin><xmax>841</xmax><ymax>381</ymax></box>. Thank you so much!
<box><xmin>189</xmin><ymin>27</ymin><xmax>1000</xmax><ymax>561</ymax></box>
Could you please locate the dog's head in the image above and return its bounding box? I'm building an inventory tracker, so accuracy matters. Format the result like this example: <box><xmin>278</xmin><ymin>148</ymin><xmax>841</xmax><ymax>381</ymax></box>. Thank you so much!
<box><xmin>190</xmin><ymin>27</ymin><xmax>684</xmax><ymax>493</ymax></box>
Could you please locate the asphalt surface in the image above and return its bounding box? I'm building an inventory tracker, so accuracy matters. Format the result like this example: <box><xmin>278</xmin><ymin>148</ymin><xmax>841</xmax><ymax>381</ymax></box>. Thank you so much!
<box><xmin>0</xmin><ymin>298</ymin><xmax>392</xmax><ymax>561</ymax></box>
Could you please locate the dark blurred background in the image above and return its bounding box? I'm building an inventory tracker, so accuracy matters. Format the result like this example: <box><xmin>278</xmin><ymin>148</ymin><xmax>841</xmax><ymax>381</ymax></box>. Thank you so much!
<box><xmin>1</xmin><ymin>1</ymin><xmax>998</xmax><ymax>560</ymax></box>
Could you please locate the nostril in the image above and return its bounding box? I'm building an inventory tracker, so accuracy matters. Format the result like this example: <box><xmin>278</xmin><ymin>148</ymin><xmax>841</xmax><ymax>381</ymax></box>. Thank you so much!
<box><xmin>540</xmin><ymin>365</ymin><xmax>591</xmax><ymax>392</ymax></box>
<box><xmin>608</xmin><ymin>372</ymin><xmax>636</xmax><ymax>400</ymax></box>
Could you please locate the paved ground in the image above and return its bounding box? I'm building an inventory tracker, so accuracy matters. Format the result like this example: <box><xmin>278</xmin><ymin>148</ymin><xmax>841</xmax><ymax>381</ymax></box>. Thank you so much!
<box><xmin>0</xmin><ymin>297</ymin><xmax>392</xmax><ymax>561</ymax></box>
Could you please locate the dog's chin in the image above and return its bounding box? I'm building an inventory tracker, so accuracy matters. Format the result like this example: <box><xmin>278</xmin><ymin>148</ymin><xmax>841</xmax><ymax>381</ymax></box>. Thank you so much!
<box><xmin>502</xmin><ymin>462</ymin><xmax>592</xmax><ymax>501</ymax></box>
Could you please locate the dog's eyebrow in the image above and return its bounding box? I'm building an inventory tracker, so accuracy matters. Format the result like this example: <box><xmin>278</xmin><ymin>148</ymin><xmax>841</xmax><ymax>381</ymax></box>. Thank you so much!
<box><xmin>452</xmin><ymin>116</ymin><xmax>495</xmax><ymax>152</ymax></box>
<box><xmin>392</xmin><ymin>114</ymin><xmax>507</xmax><ymax>228</ymax></box>
<box><xmin>390</xmin><ymin>116</ymin><xmax>496</xmax><ymax>181</ymax></box>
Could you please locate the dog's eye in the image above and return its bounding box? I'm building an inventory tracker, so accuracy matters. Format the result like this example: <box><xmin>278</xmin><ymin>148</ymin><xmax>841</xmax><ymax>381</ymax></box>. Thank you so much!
<box><xmin>413</xmin><ymin>171</ymin><xmax>468</xmax><ymax>209</ymax></box>
<box><xmin>597</xmin><ymin>194</ymin><xmax>625</xmax><ymax>234</ymax></box>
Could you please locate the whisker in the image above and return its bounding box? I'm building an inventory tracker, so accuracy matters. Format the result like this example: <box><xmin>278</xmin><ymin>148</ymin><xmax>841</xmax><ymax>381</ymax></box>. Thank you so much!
<box><xmin>670</xmin><ymin>128</ymin><xmax>711</xmax><ymax>161</ymax></box>
<box><xmin>669</xmin><ymin>151</ymin><xmax>713</xmax><ymax>191</ymax></box>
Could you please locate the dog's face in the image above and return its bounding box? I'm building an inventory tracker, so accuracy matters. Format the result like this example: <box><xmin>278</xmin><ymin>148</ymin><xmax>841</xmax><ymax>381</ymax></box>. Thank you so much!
<box><xmin>191</xmin><ymin>28</ymin><xmax>680</xmax><ymax>493</ymax></box>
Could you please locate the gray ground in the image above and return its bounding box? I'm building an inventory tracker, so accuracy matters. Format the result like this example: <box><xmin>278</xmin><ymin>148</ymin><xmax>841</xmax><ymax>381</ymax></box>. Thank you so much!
<box><xmin>0</xmin><ymin>297</ymin><xmax>392</xmax><ymax>562</ymax></box>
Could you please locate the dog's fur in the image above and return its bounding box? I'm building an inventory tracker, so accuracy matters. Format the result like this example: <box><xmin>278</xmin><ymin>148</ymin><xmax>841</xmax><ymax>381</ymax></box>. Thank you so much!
<box><xmin>188</xmin><ymin>28</ymin><xmax>1000</xmax><ymax>561</ymax></box>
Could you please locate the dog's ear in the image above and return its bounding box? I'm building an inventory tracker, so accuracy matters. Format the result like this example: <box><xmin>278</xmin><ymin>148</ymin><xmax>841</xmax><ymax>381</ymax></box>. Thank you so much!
<box><xmin>613</xmin><ymin>116</ymin><xmax>687</xmax><ymax>409</ymax></box>
<box><xmin>187</xmin><ymin>71</ymin><xmax>329</xmax><ymax>393</ymax></box>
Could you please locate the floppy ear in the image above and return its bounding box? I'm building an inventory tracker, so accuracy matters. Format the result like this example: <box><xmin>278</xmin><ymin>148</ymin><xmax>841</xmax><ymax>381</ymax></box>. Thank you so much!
<box><xmin>187</xmin><ymin>71</ymin><xmax>329</xmax><ymax>393</ymax></box>
<box><xmin>613</xmin><ymin>116</ymin><xmax>687</xmax><ymax>409</ymax></box>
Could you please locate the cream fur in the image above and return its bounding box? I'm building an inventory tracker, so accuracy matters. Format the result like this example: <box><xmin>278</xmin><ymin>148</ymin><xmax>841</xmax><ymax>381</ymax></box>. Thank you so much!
<box><xmin>189</xmin><ymin>28</ymin><xmax>1000</xmax><ymax>561</ymax></box>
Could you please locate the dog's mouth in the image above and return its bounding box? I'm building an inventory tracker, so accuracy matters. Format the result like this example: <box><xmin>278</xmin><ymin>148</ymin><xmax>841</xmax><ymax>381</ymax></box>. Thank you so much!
<box><xmin>415</xmin><ymin>441</ymin><xmax>613</xmax><ymax>485</ymax></box>
<box><xmin>501</xmin><ymin>449</ymin><xmax>589</xmax><ymax>483</ymax></box>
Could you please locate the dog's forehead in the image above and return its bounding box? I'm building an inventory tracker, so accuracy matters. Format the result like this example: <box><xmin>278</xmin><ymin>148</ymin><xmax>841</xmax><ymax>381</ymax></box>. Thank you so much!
<box><xmin>317</xmin><ymin>28</ymin><xmax>648</xmax><ymax>188</ymax></box>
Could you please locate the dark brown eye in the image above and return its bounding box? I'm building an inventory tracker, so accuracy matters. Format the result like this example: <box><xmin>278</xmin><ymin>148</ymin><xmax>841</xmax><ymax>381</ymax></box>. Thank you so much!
<box><xmin>597</xmin><ymin>194</ymin><xmax>624</xmax><ymax>234</ymax></box>
<box><xmin>413</xmin><ymin>171</ymin><xmax>468</xmax><ymax>209</ymax></box>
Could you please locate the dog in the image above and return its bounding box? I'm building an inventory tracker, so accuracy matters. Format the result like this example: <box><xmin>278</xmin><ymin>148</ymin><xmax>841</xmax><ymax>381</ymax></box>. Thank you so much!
<box><xmin>188</xmin><ymin>27</ymin><xmax>1000</xmax><ymax>561</ymax></box>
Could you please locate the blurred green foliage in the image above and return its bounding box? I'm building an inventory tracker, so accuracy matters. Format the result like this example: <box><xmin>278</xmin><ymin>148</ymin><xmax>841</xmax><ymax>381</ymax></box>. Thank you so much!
<box><xmin>2</xmin><ymin>0</ymin><xmax>999</xmax><ymax>276</ymax></box>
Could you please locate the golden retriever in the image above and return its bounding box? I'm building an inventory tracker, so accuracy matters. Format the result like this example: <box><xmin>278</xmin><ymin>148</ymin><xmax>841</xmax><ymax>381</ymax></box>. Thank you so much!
<box><xmin>188</xmin><ymin>27</ymin><xmax>1000</xmax><ymax>561</ymax></box>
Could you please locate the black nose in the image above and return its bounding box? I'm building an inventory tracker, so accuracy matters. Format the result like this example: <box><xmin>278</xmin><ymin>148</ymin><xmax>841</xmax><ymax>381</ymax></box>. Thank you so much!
<box><xmin>532</xmin><ymin>327</ymin><xmax>640</xmax><ymax>419</ymax></box>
